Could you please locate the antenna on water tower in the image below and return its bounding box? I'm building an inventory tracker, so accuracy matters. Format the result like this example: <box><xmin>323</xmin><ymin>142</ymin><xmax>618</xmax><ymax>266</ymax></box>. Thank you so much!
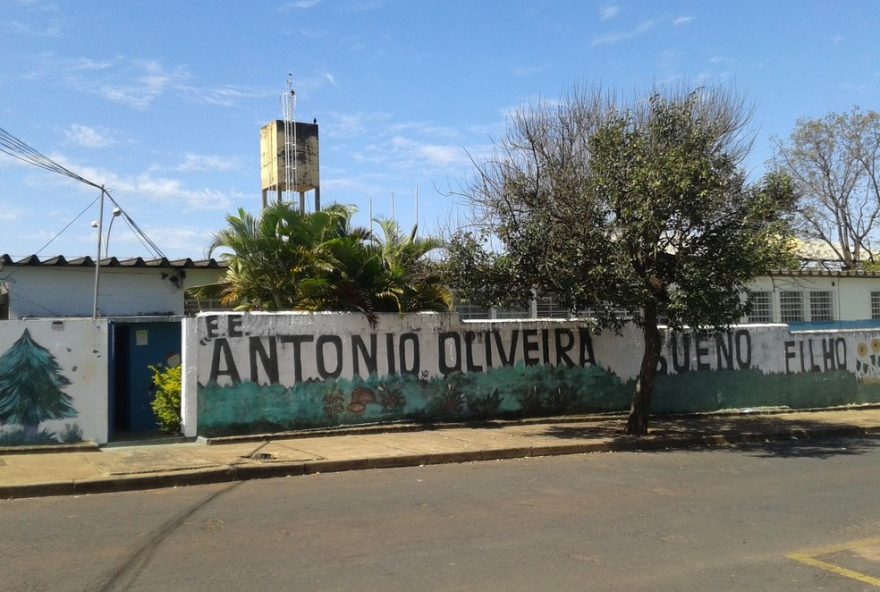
<box><xmin>260</xmin><ymin>75</ymin><xmax>321</xmax><ymax>212</ymax></box>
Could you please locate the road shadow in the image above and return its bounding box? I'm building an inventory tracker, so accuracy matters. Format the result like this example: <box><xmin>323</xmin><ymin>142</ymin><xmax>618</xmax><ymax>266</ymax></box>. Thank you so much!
<box><xmin>727</xmin><ymin>436</ymin><xmax>880</xmax><ymax>459</ymax></box>
<box><xmin>533</xmin><ymin>414</ymin><xmax>880</xmax><ymax>459</ymax></box>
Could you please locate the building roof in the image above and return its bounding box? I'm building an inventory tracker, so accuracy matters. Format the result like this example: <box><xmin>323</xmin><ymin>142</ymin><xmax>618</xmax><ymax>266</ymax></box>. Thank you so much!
<box><xmin>769</xmin><ymin>269</ymin><xmax>880</xmax><ymax>279</ymax></box>
<box><xmin>0</xmin><ymin>254</ymin><xmax>225</xmax><ymax>269</ymax></box>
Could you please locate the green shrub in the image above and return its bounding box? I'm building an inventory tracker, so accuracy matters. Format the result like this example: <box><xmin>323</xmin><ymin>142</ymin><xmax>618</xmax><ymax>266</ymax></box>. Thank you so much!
<box><xmin>150</xmin><ymin>364</ymin><xmax>182</xmax><ymax>433</ymax></box>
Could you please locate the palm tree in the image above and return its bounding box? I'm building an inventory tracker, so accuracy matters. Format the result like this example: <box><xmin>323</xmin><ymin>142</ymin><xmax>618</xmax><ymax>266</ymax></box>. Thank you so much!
<box><xmin>208</xmin><ymin>203</ymin><xmax>358</xmax><ymax>311</ymax></box>
<box><xmin>206</xmin><ymin>204</ymin><xmax>451</xmax><ymax>323</ymax></box>
<box><xmin>372</xmin><ymin>218</ymin><xmax>452</xmax><ymax>313</ymax></box>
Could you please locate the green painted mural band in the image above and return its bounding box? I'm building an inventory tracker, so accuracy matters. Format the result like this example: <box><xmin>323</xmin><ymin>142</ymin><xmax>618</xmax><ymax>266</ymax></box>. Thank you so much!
<box><xmin>192</xmin><ymin>314</ymin><xmax>880</xmax><ymax>438</ymax></box>
<box><xmin>195</xmin><ymin>363</ymin><xmax>880</xmax><ymax>438</ymax></box>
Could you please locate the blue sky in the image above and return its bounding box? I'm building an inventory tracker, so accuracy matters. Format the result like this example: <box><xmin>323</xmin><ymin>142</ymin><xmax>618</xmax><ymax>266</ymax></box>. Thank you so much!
<box><xmin>1</xmin><ymin>0</ymin><xmax>878</xmax><ymax>260</ymax></box>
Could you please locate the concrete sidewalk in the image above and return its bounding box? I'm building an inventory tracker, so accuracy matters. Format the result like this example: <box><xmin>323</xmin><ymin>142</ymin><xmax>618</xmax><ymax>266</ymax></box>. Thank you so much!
<box><xmin>2</xmin><ymin>407</ymin><xmax>880</xmax><ymax>500</ymax></box>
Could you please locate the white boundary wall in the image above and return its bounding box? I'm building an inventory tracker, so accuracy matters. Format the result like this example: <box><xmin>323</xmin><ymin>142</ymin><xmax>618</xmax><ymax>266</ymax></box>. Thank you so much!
<box><xmin>0</xmin><ymin>319</ymin><xmax>109</xmax><ymax>443</ymax></box>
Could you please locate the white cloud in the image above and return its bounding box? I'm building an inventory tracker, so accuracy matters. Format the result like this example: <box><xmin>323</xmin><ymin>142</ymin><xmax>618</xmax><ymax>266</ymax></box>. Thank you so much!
<box><xmin>108</xmin><ymin>225</ymin><xmax>216</xmax><ymax>257</ymax></box>
<box><xmin>322</xmin><ymin>111</ymin><xmax>392</xmax><ymax>138</ymax></box>
<box><xmin>117</xmin><ymin>175</ymin><xmax>234</xmax><ymax>211</ymax></box>
<box><xmin>600</xmin><ymin>6</ymin><xmax>619</xmax><ymax>20</ymax></box>
<box><xmin>0</xmin><ymin>203</ymin><xmax>24</xmax><ymax>221</ymax></box>
<box><xmin>388</xmin><ymin>121</ymin><xmax>461</xmax><ymax>140</ymax></box>
<box><xmin>180</xmin><ymin>84</ymin><xmax>275</xmax><ymax>107</ymax></box>
<box><xmin>348</xmin><ymin>0</ymin><xmax>384</xmax><ymax>11</ymax></box>
<box><xmin>591</xmin><ymin>18</ymin><xmax>660</xmax><ymax>47</ymax></box>
<box><xmin>5</xmin><ymin>18</ymin><xmax>62</xmax><ymax>37</ymax></box>
<box><xmin>0</xmin><ymin>152</ymin><xmax>27</xmax><ymax>169</ymax></box>
<box><xmin>173</xmin><ymin>154</ymin><xmax>242</xmax><ymax>173</ymax></box>
<box><xmin>93</xmin><ymin>60</ymin><xmax>187</xmax><ymax>110</ymax></box>
<box><xmin>12</xmin><ymin>0</ymin><xmax>57</xmax><ymax>9</ymax></box>
<box><xmin>42</xmin><ymin>154</ymin><xmax>235</xmax><ymax>212</ymax></box>
<box><xmin>321</xmin><ymin>172</ymin><xmax>398</xmax><ymax>196</ymax></box>
<box><xmin>292</xmin><ymin>71</ymin><xmax>344</xmax><ymax>95</ymax></box>
<box><xmin>73</xmin><ymin>56</ymin><xmax>123</xmax><ymax>71</ymax></box>
<box><xmin>37</xmin><ymin>56</ymin><xmax>192</xmax><ymax>110</ymax></box>
<box><xmin>279</xmin><ymin>0</ymin><xmax>322</xmax><ymax>9</ymax></box>
<box><xmin>5</xmin><ymin>0</ymin><xmax>62</xmax><ymax>35</ymax></box>
<box><xmin>390</xmin><ymin>137</ymin><xmax>468</xmax><ymax>168</ymax></box>
<box><xmin>673</xmin><ymin>16</ymin><xmax>695</xmax><ymax>26</ymax></box>
<box><xmin>64</xmin><ymin>124</ymin><xmax>117</xmax><ymax>149</ymax></box>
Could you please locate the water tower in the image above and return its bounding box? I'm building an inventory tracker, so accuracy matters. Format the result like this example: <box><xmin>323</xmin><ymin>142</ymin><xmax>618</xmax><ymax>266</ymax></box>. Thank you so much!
<box><xmin>260</xmin><ymin>77</ymin><xmax>320</xmax><ymax>211</ymax></box>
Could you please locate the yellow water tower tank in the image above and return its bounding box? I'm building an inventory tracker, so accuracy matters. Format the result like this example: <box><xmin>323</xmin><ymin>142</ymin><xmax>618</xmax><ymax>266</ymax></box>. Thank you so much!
<box><xmin>259</xmin><ymin>119</ymin><xmax>320</xmax><ymax>209</ymax></box>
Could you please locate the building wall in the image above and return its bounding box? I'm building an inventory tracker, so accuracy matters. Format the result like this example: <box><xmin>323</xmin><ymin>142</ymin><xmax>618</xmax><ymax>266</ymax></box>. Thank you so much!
<box><xmin>183</xmin><ymin>312</ymin><xmax>880</xmax><ymax>438</ymax></box>
<box><xmin>6</xmin><ymin>266</ymin><xmax>221</xmax><ymax>319</ymax></box>
<box><xmin>457</xmin><ymin>275</ymin><xmax>880</xmax><ymax>325</ymax></box>
<box><xmin>0</xmin><ymin>319</ymin><xmax>109</xmax><ymax>445</ymax></box>
<box><xmin>746</xmin><ymin>275</ymin><xmax>880</xmax><ymax>324</ymax></box>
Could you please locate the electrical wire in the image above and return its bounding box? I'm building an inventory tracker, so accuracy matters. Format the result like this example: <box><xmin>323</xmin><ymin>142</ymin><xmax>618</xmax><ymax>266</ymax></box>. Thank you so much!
<box><xmin>0</xmin><ymin>127</ymin><xmax>101</xmax><ymax>189</ymax></box>
<box><xmin>31</xmin><ymin>195</ymin><xmax>101</xmax><ymax>257</ymax></box>
<box><xmin>105</xmin><ymin>194</ymin><xmax>166</xmax><ymax>260</ymax></box>
<box><xmin>0</xmin><ymin>194</ymin><xmax>101</xmax><ymax>286</ymax></box>
<box><xmin>0</xmin><ymin>126</ymin><xmax>167</xmax><ymax>261</ymax></box>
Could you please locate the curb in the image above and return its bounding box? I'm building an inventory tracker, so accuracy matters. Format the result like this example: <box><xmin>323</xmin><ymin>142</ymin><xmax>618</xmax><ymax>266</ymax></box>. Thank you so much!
<box><xmin>2</xmin><ymin>423</ymin><xmax>878</xmax><ymax>500</ymax></box>
<box><xmin>0</xmin><ymin>442</ymin><xmax>100</xmax><ymax>456</ymax></box>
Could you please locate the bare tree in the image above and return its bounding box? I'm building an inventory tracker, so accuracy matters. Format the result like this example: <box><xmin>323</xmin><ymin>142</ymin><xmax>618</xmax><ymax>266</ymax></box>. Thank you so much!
<box><xmin>773</xmin><ymin>108</ymin><xmax>880</xmax><ymax>269</ymax></box>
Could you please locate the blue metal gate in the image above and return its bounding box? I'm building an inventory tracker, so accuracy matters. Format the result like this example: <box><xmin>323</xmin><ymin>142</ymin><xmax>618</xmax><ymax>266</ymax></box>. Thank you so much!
<box><xmin>109</xmin><ymin>320</ymin><xmax>181</xmax><ymax>438</ymax></box>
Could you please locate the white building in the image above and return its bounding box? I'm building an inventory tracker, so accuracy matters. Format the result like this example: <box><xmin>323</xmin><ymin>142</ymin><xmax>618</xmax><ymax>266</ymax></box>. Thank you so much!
<box><xmin>456</xmin><ymin>271</ymin><xmax>880</xmax><ymax>328</ymax></box>
<box><xmin>0</xmin><ymin>254</ymin><xmax>224</xmax><ymax>319</ymax></box>
<box><xmin>745</xmin><ymin>271</ymin><xmax>880</xmax><ymax>327</ymax></box>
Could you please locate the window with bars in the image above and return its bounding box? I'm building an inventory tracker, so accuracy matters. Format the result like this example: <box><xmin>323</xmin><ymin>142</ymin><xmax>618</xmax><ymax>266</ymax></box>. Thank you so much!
<box><xmin>872</xmin><ymin>292</ymin><xmax>880</xmax><ymax>320</ymax></box>
<box><xmin>536</xmin><ymin>295</ymin><xmax>572</xmax><ymax>319</ymax></box>
<box><xmin>747</xmin><ymin>291</ymin><xmax>772</xmax><ymax>323</ymax></box>
<box><xmin>779</xmin><ymin>291</ymin><xmax>804</xmax><ymax>322</ymax></box>
<box><xmin>809</xmin><ymin>291</ymin><xmax>833</xmax><ymax>322</ymax></box>
<box><xmin>451</xmin><ymin>296</ymin><xmax>492</xmax><ymax>320</ymax></box>
<box><xmin>493</xmin><ymin>307</ymin><xmax>531</xmax><ymax>319</ymax></box>
<box><xmin>456</xmin><ymin>304</ymin><xmax>492</xmax><ymax>320</ymax></box>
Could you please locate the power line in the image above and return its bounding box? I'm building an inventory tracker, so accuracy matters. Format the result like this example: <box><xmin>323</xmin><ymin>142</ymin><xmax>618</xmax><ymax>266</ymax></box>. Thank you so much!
<box><xmin>105</xmin><ymin>194</ymin><xmax>166</xmax><ymax>259</ymax></box>
<box><xmin>33</xmin><ymin>195</ymin><xmax>101</xmax><ymax>256</ymax></box>
<box><xmin>0</xmin><ymin>127</ymin><xmax>100</xmax><ymax>189</ymax></box>
<box><xmin>0</xmin><ymin>126</ymin><xmax>166</xmax><ymax>259</ymax></box>
<box><xmin>0</xmin><ymin>194</ymin><xmax>101</xmax><ymax>286</ymax></box>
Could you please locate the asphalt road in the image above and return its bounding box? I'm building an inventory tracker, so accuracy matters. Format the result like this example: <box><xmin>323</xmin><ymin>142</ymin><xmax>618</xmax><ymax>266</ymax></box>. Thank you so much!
<box><xmin>2</xmin><ymin>436</ymin><xmax>879</xmax><ymax>592</ymax></box>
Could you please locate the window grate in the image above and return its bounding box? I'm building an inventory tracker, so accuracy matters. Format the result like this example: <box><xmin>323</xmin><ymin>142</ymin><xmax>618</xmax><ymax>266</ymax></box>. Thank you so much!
<box><xmin>809</xmin><ymin>291</ymin><xmax>833</xmax><ymax>322</ymax></box>
<box><xmin>747</xmin><ymin>291</ymin><xmax>772</xmax><ymax>323</ymax></box>
<box><xmin>536</xmin><ymin>295</ymin><xmax>572</xmax><ymax>319</ymax></box>
<box><xmin>872</xmin><ymin>292</ymin><xmax>880</xmax><ymax>320</ymax></box>
<box><xmin>779</xmin><ymin>291</ymin><xmax>804</xmax><ymax>322</ymax></box>
<box><xmin>452</xmin><ymin>297</ymin><xmax>491</xmax><ymax>320</ymax></box>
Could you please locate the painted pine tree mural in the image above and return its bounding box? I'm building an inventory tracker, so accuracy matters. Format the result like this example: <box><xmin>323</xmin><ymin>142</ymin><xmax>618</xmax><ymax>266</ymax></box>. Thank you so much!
<box><xmin>0</xmin><ymin>329</ymin><xmax>76</xmax><ymax>441</ymax></box>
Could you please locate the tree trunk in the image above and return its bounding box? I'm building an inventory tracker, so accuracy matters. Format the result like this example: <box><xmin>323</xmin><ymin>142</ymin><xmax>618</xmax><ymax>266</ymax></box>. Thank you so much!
<box><xmin>625</xmin><ymin>304</ymin><xmax>662</xmax><ymax>435</ymax></box>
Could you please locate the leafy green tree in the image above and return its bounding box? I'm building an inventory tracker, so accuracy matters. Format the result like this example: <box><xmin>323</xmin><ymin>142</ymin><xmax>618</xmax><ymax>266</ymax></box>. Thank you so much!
<box><xmin>0</xmin><ymin>329</ymin><xmax>76</xmax><ymax>440</ymax></box>
<box><xmin>773</xmin><ymin>108</ymin><xmax>880</xmax><ymax>269</ymax></box>
<box><xmin>446</xmin><ymin>86</ymin><xmax>795</xmax><ymax>435</ymax></box>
